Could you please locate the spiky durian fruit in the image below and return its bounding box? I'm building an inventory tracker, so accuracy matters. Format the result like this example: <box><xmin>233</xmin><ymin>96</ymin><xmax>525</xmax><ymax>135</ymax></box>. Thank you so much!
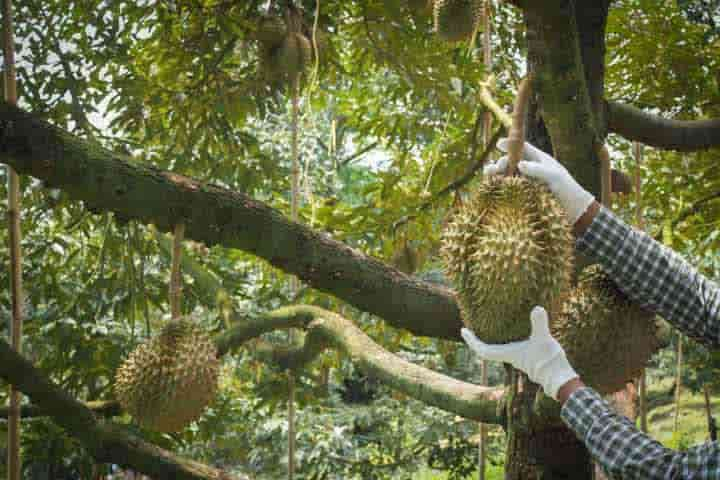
<box><xmin>433</xmin><ymin>0</ymin><xmax>483</xmax><ymax>42</ymax></box>
<box><xmin>253</xmin><ymin>15</ymin><xmax>287</xmax><ymax>48</ymax></box>
<box><xmin>114</xmin><ymin>318</ymin><xmax>220</xmax><ymax>432</ymax></box>
<box><xmin>441</xmin><ymin>176</ymin><xmax>573</xmax><ymax>344</ymax></box>
<box><xmin>554</xmin><ymin>266</ymin><xmax>659</xmax><ymax>394</ymax></box>
<box><xmin>260</xmin><ymin>32</ymin><xmax>313</xmax><ymax>86</ymax></box>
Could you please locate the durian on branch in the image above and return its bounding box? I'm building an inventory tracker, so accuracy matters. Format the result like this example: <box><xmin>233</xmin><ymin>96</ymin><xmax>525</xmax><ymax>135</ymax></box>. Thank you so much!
<box><xmin>0</xmin><ymin>335</ymin><xmax>250</xmax><ymax>480</ymax></box>
<box><xmin>2</xmin><ymin>305</ymin><xmax>504</xmax><ymax>426</ymax></box>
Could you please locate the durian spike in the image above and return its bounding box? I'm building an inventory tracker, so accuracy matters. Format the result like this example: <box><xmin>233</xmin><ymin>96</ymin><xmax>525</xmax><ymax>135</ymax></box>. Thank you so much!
<box><xmin>505</xmin><ymin>74</ymin><xmax>533</xmax><ymax>176</ymax></box>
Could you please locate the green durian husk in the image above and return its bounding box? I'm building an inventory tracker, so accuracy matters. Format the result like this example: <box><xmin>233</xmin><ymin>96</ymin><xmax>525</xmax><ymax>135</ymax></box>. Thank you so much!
<box><xmin>554</xmin><ymin>266</ymin><xmax>660</xmax><ymax>394</ymax></box>
<box><xmin>114</xmin><ymin>318</ymin><xmax>220</xmax><ymax>432</ymax></box>
<box><xmin>441</xmin><ymin>175</ymin><xmax>574</xmax><ymax>344</ymax></box>
<box><xmin>253</xmin><ymin>16</ymin><xmax>287</xmax><ymax>48</ymax></box>
<box><xmin>433</xmin><ymin>0</ymin><xmax>483</xmax><ymax>42</ymax></box>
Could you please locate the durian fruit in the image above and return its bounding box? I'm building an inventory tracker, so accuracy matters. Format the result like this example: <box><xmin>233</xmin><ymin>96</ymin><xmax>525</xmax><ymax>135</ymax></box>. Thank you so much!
<box><xmin>441</xmin><ymin>175</ymin><xmax>573</xmax><ymax>344</ymax></box>
<box><xmin>260</xmin><ymin>31</ymin><xmax>313</xmax><ymax>87</ymax></box>
<box><xmin>433</xmin><ymin>0</ymin><xmax>483</xmax><ymax>42</ymax></box>
<box><xmin>253</xmin><ymin>15</ymin><xmax>287</xmax><ymax>48</ymax></box>
<box><xmin>554</xmin><ymin>266</ymin><xmax>660</xmax><ymax>394</ymax></box>
<box><xmin>114</xmin><ymin>318</ymin><xmax>220</xmax><ymax>432</ymax></box>
<box><xmin>392</xmin><ymin>242</ymin><xmax>419</xmax><ymax>275</ymax></box>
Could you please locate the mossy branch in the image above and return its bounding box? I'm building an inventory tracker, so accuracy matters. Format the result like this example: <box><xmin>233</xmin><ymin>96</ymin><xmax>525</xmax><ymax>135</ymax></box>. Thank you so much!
<box><xmin>9</xmin><ymin>305</ymin><xmax>504</xmax><ymax>425</ymax></box>
<box><xmin>607</xmin><ymin>101</ymin><xmax>720</xmax><ymax>152</ymax></box>
<box><xmin>0</xmin><ymin>101</ymin><xmax>463</xmax><ymax>340</ymax></box>
<box><xmin>218</xmin><ymin>306</ymin><xmax>504</xmax><ymax>424</ymax></box>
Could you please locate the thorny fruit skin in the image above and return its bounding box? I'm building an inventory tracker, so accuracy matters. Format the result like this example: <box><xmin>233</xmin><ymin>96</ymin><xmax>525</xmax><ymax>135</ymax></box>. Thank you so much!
<box><xmin>441</xmin><ymin>175</ymin><xmax>574</xmax><ymax>344</ymax></box>
<box><xmin>433</xmin><ymin>0</ymin><xmax>484</xmax><ymax>42</ymax></box>
<box><xmin>114</xmin><ymin>318</ymin><xmax>220</xmax><ymax>433</ymax></box>
<box><xmin>554</xmin><ymin>266</ymin><xmax>659</xmax><ymax>394</ymax></box>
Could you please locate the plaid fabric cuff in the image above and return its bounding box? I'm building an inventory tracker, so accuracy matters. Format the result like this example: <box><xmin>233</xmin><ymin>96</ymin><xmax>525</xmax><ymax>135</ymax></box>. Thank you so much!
<box><xmin>575</xmin><ymin>205</ymin><xmax>624</xmax><ymax>264</ymax></box>
<box><xmin>560</xmin><ymin>386</ymin><xmax>608</xmax><ymax>440</ymax></box>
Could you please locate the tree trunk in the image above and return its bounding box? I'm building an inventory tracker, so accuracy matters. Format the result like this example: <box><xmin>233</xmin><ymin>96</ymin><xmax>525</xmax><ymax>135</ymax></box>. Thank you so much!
<box><xmin>505</xmin><ymin>2</ymin><xmax>612</xmax><ymax>478</ymax></box>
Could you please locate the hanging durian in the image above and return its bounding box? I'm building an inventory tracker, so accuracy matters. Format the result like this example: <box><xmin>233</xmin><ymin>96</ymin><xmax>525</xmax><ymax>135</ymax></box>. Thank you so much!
<box><xmin>253</xmin><ymin>15</ymin><xmax>287</xmax><ymax>48</ymax></box>
<box><xmin>433</xmin><ymin>0</ymin><xmax>483</xmax><ymax>42</ymax></box>
<box><xmin>114</xmin><ymin>318</ymin><xmax>220</xmax><ymax>432</ymax></box>
<box><xmin>554</xmin><ymin>266</ymin><xmax>659</xmax><ymax>394</ymax></box>
<box><xmin>275</xmin><ymin>32</ymin><xmax>313</xmax><ymax>82</ymax></box>
<box><xmin>441</xmin><ymin>76</ymin><xmax>574</xmax><ymax>344</ymax></box>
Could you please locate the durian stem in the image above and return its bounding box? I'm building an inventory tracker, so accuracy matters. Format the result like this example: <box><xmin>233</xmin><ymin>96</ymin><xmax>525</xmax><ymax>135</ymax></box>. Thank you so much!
<box><xmin>3</xmin><ymin>0</ymin><xmax>23</xmax><ymax>478</ymax></box>
<box><xmin>506</xmin><ymin>75</ymin><xmax>533</xmax><ymax>176</ymax></box>
<box><xmin>170</xmin><ymin>223</ymin><xmax>185</xmax><ymax>320</ymax></box>
<box><xmin>478</xmin><ymin>81</ymin><xmax>512</xmax><ymax>129</ymax></box>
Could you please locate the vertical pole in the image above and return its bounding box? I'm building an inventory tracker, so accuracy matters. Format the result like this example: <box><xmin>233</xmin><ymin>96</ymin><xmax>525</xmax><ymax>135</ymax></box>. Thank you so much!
<box><xmin>170</xmin><ymin>223</ymin><xmax>185</xmax><ymax>320</ymax></box>
<box><xmin>287</xmin><ymin>76</ymin><xmax>301</xmax><ymax>480</ymax></box>
<box><xmin>633</xmin><ymin>141</ymin><xmax>648</xmax><ymax>433</ymax></box>
<box><xmin>478</xmin><ymin>3</ymin><xmax>492</xmax><ymax>479</ymax></box>
<box><xmin>3</xmin><ymin>1</ymin><xmax>23</xmax><ymax>478</ymax></box>
<box><xmin>674</xmin><ymin>333</ymin><xmax>683</xmax><ymax>433</ymax></box>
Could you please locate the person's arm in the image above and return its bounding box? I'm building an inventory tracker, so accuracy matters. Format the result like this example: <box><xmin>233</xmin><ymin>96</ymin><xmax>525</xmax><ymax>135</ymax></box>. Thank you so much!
<box><xmin>463</xmin><ymin>308</ymin><xmax>720</xmax><ymax>480</ymax></box>
<box><xmin>561</xmin><ymin>385</ymin><xmax>720</xmax><ymax>480</ymax></box>
<box><xmin>488</xmin><ymin>140</ymin><xmax>720</xmax><ymax>349</ymax></box>
<box><xmin>575</xmin><ymin>201</ymin><xmax>720</xmax><ymax>348</ymax></box>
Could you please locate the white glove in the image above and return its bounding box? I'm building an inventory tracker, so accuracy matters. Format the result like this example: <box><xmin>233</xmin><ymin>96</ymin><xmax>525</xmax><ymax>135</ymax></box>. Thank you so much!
<box><xmin>461</xmin><ymin>306</ymin><xmax>578</xmax><ymax>401</ymax></box>
<box><xmin>484</xmin><ymin>139</ymin><xmax>596</xmax><ymax>225</ymax></box>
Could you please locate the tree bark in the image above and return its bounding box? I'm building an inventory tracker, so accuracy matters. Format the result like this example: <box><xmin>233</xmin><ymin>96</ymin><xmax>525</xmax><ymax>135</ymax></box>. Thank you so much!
<box><xmin>0</xmin><ymin>101</ymin><xmax>463</xmax><ymax>340</ymax></box>
<box><xmin>507</xmin><ymin>2</ymin><xmax>613</xmax><ymax>478</ymax></box>
<box><xmin>608</xmin><ymin>101</ymin><xmax>720</xmax><ymax>151</ymax></box>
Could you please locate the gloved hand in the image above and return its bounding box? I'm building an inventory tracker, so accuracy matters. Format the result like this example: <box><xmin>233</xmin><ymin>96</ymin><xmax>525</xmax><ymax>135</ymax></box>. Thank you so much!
<box><xmin>484</xmin><ymin>139</ymin><xmax>596</xmax><ymax>225</ymax></box>
<box><xmin>461</xmin><ymin>306</ymin><xmax>578</xmax><ymax>401</ymax></box>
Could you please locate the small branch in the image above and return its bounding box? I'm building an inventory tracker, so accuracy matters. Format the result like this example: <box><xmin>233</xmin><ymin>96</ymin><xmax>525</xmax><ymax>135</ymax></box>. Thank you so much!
<box><xmin>670</xmin><ymin>191</ymin><xmax>720</xmax><ymax>229</ymax></box>
<box><xmin>338</xmin><ymin>141</ymin><xmax>379</xmax><ymax>166</ymax></box>
<box><xmin>478</xmin><ymin>80</ymin><xmax>512</xmax><ymax>129</ymax></box>
<box><xmin>393</xmin><ymin>128</ymin><xmax>503</xmax><ymax>231</ymax></box>
<box><xmin>0</xmin><ymin>400</ymin><xmax>122</xmax><ymax>420</ymax></box>
<box><xmin>607</xmin><ymin>101</ymin><xmax>720</xmax><ymax>152</ymax></box>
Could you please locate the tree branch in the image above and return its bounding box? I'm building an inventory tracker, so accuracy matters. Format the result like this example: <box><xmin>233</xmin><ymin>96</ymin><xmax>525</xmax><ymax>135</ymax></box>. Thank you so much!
<box><xmin>0</xmin><ymin>338</ymin><xmax>248</xmax><ymax>480</ymax></box>
<box><xmin>2</xmin><ymin>305</ymin><xmax>504</xmax><ymax>428</ymax></box>
<box><xmin>0</xmin><ymin>101</ymin><xmax>463</xmax><ymax>340</ymax></box>
<box><xmin>607</xmin><ymin>101</ymin><xmax>720</xmax><ymax>151</ymax></box>
<box><xmin>216</xmin><ymin>306</ymin><xmax>505</xmax><ymax>425</ymax></box>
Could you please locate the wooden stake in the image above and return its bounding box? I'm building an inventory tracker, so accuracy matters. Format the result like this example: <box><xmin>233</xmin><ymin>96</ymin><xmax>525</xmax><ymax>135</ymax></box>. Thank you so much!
<box><xmin>633</xmin><ymin>141</ymin><xmax>648</xmax><ymax>433</ymax></box>
<box><xmin>674</xmin><ymin>334</ymin><xmax>683</xmax><ymax>433</ymax></box>
<box><xmin>478</xmin><ymin>4</ymin><xmax>492</xmax><ymax>478</ymax></box>
<box><xmin>170</xmin><ymin>223</ymin><xmax>185</xmax><ymax>320</ymax></box>
<box><xmin>3</xmin><ymin>0</ymin><xmax>23</xmax><ymax>478</ymax></box>
<box><xmin>287</xmin><ymin>74</ymin><xmax>301</xmax><ymax>480</ymax></box>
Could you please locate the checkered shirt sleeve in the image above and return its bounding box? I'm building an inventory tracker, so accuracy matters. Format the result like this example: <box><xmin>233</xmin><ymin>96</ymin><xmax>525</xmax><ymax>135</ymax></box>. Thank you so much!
<box><xmin>562</xmin><ymin>387</ymin><xmax>720</xmax><ymax>479</ymax></box>
<box><xmin>576</xmin><ymin>205</ymin><xmax>720</xmax><ymax>348</ymax></box>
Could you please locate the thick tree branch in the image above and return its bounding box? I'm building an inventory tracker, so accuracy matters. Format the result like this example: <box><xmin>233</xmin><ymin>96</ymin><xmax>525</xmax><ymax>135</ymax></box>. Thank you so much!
<box><xmin>607</xmin><ymin>101</ymin><xmax>720</xmax><ymax>151</ymax></box>
<box><xmin>8</xmin><ymin>305</ymin><xmax>504</xmax><ymax>425</ymax></box>
<box><xmin>0</xmin><ymin>102</ymin><xmax>463</xmax><ymax>340</ymax></box>
<box><xmin>0</xmin><ymin>338</ymin><xmax>248</xmax><ymax>480</ymax></box>
<box><xmin>217</xmin><ymin>306</ymin><xmax>505</xmax><ymax>424</ymax></box>
<box><xmin>0</xmin><ymin>400</ymin><xmax>122</xmax><ymax>419</ymax></box>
